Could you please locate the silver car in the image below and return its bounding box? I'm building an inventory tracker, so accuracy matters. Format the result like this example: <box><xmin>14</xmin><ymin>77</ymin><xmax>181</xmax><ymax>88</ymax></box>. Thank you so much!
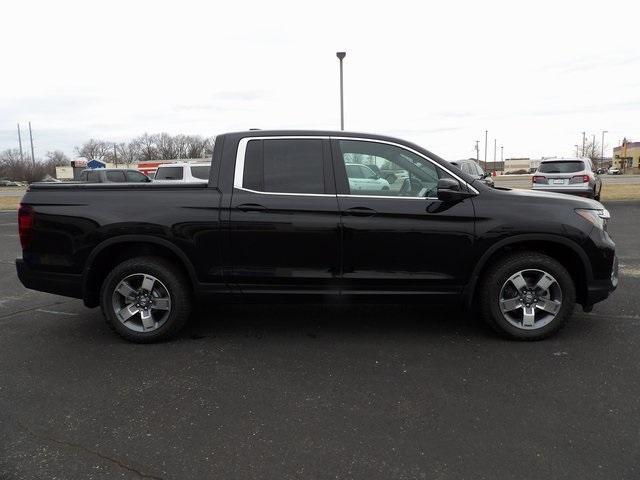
<box><xmin>532</xmin><ymin>158</ymin><xmax>602</xmax><ymax>200</ymax></box>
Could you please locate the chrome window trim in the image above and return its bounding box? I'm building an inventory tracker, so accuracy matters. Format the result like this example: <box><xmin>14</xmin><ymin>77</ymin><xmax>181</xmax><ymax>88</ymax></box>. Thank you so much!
<box><xmin>338</xmin><ymin>194</ymin><xmax>439</xmax><ymax>200</ymax></box>
<box><xmin>235</xmin><ymin>186</ymin><xmax>335</xmax><ymax>198</ymax></box>
<box><xmin>233</xmin><ymin>134</ymin><xmax>478</xmax><ymax>196</ymax></box>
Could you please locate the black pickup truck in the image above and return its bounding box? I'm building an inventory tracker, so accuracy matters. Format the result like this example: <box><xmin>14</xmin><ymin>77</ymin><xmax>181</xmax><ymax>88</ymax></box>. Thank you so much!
<box><xmin>16</xmin><ymin>130</ymin><xmax>618</xmax><ymax>342</ymax></box>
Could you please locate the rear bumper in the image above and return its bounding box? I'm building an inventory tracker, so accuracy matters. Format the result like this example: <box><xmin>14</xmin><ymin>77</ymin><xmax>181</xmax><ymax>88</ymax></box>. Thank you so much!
<box><xmin>16</xmin><ymin>259</ymin><xmax>83</xmax><ymax>299</ymax></box>
<box><xmin>531</xmin><ymin>185</ymin><xmax>594</xmax><ymax>197</ymax></box>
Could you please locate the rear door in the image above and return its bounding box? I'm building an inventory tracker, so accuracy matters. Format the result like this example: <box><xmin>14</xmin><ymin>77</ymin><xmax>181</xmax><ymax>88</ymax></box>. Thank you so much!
<box><xmin>332</xmin><ymin>138</ymin><xmax>476</xmax><ymax>297</ymax></box>
<box><xmin>228</xmin><ymin>137</ymin><xmax>340</xmax><ymax>294</ymax></box>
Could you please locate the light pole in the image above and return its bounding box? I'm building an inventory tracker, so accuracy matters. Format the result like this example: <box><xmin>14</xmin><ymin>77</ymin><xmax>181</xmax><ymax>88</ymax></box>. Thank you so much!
<box><xmin>581</xmin><ymin>131</ymin><xmax>586</xmax><ymax>157</ymax></box>
<box><xmin>336</xmin><ymin>52</ymin><xmax>346</xmax><ymax>131</ymax></box>
<box><xmin>484</xmin><ymin>130</ymin><xmax>488</xmax><ymax>165</ymax></box>
<box><xmin>17</xmin><ymin>123</ymin><xmax>24</xmax><ymax>161</ymax></box>
<box><xmin>493</xmin><ymin>138</ymin><xmax>497</xmax><ymax>172</ymax></box>
<box><xmin>475</xmin><ymin>140</ymin><xmax>479</xmax><ymax>162</ymax></box>
<box><xmin>601</xmin><ymin>130</ymin><xmax>608</xmax><ymax>170</ymax></box>
<box><xmin>574</xmin><ymin>144</ymin><xmax>579</xmax><ymax>157</ymax></box>
<box><xmin>28</xmin><ymin>121</ymin><xmax>35</xmax><ymax>166</ymax></box>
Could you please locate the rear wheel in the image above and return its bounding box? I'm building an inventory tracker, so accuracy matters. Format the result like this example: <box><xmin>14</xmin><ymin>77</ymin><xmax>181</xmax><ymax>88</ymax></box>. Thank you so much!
<box><xmin>479</xmin><ymin>252</ymin><xmax>575</xmax><ymax>340</ymax></box>
<box><xmin>100</xmin><ymin>256</ymin><xmax>191</xmax><ymax>343</ymax></box>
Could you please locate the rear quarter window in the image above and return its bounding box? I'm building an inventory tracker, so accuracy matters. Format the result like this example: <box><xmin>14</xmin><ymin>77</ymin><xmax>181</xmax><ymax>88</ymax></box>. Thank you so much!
<box><xmin>538</xmin><ymin>161</ymin><xmax>585</xmax><ymax>173</ymax></box>
<box><xmin>155</xmin><ymin>166</ymin><xmax>184</xmax><ymax>180</ymax></box>
<box><xmin>190</xmin><ymin>165</ymin><xmax>210</xmax><ymax>180</ymax></box>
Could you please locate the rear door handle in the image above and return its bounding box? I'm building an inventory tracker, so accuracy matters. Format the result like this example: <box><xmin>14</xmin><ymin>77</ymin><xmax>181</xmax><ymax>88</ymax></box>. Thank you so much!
<box><xmin>237</xmin><ymin>203</ymin><xmax>267</xmax><ymax>213</ymax></box>
<box><xmin>344</xmin><ymin>206</ymin><xmax>377</xmax><ymax>217</ymax></box>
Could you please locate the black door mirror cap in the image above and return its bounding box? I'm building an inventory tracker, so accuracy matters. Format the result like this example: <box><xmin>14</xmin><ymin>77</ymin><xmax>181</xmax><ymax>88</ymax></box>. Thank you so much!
<box><xmin>436</xmin><ymin>178</ymin><xmax>476</xmax><ymax>202</ymax></box>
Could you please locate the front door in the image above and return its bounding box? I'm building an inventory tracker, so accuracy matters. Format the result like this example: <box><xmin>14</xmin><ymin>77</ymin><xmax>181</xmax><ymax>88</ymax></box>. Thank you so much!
<box><xmin>332</xmin><ymin>138</ymin><xmax>476</xmax><ymax>298</ymax></box>
<box><xmin>228</xmin><ymin>137</ymin><xmax>340</xmax><ymax>295</ymax></box>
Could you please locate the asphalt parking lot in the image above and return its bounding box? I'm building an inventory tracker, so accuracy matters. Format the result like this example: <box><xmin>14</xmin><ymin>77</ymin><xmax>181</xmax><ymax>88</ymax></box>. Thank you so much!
<box><xmin>1</xmin><ymin>202</ymin><xmax>639</xmax><ymax>479</ymax></box>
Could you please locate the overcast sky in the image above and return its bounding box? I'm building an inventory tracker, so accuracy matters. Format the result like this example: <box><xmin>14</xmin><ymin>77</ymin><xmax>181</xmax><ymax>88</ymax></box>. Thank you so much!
<box><xmin>1</xmin><ymin>0</ymin><xmax>638</xmax><ymax>161</ymax></box>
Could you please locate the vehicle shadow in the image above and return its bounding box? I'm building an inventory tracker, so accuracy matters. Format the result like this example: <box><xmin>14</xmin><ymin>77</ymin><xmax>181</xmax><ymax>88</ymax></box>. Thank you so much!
<box><xmin>183</xmin><ymin>302</ymin><xmax>495</xmax><ymax>342</ymax></box>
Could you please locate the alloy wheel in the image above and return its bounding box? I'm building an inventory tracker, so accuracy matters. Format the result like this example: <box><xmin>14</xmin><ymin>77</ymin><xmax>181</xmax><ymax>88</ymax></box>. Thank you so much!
<box><xmin>111</xmin><ymin>273</ymin><xmax>172</xmax><ymax>332</ymax></box>
<box><xmin>499</xmin><ymin>269</ymin><xmax>563</xmax><ymax>330</ymax></box>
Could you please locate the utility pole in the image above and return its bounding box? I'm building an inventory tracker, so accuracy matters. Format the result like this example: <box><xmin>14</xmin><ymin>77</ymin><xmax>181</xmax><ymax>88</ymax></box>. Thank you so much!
<box><xmin>581</xmin><ymin>131</ymin><xmax>586</xmax><ymax>157</ymax></box>
<box><xmin>475</xmin><ymin>140</ymin><xmax>479</xmax><ymax>162</ymax></box>
<box><xmin>113</xmin><ymin>143</ymin><xmax>118</xmax><ymax>167</ymax></box>
<box><xmin>336</xmin><ymin>52</ymin><xmax>346</xmax><ymax>131</ymax></box>
<box><xmin>601</xmin><ymin>130</ymin><xmax>608</xmax><ymax>170</ymax></box>
<box><xmin>493</xmin><ymin>138</ymin><xmax>497</xmax><ymax>172</ymax></box>
<box><xmin>28</xmin><ymin>122</ymin><xmax>35</xmax><ymax>166</ymax></box>
<box><xmin>17</xmin><ymin>123</ymin><xmax>24</xmax><ymax>161</ymax></box>
<box><xmin>574</xmin><ymin>144</ymin><xmax>579</xmax><ymax>157</ymax></box>
<box><xmin>484</xmin><ymin>130</ymin><xmax>488</xmax><ymax>164</ymax></box>
<box><xmin>501</xmin><ymin>145</ymin><xmax>504</xmax><ymax>162</ymax></box>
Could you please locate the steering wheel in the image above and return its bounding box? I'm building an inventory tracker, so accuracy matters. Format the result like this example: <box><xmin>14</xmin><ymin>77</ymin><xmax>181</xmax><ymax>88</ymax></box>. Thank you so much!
<box><xmin>399</xmin><ymin>178</ymin><xmax>411</xmax><ymax>196</ymax></box>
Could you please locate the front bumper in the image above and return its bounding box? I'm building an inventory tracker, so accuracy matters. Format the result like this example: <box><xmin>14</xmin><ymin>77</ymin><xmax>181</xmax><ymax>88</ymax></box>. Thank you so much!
<box><xmin>16</xmin><ymin>259</ymin><xmax>83</xmax><ymax>299</ymax></box>
<box><xmin>584</xmin><ymin>255</ymin><xmax>618</xmax><ymax>307</ymax></box>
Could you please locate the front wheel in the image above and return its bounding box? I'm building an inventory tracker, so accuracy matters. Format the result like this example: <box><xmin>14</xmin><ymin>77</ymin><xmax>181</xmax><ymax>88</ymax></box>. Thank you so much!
<box><xmin>479</xmin><ymin>252</ymin><xmax>575</xmax><ymax>340</ymax></box>
<box><xmin>100</xmin><ymin>256</ymin><xmax>192</xmax><ymax>343</ymax></box>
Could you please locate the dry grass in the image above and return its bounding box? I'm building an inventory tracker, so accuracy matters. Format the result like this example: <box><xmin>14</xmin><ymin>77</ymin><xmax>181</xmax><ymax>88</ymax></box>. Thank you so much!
<box><xmin>0</xmin><ymin>197</ymin><xmax>20</xmax><ymax>210</ymax></box>
<box><xmin>600</xmin><ymin>183</ymin><xmax>640</xmax><ymax>201</ymax></box>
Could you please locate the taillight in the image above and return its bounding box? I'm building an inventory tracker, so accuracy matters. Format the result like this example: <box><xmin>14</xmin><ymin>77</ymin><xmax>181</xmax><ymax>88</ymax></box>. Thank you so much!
<box><xmin>18</xmin><ymin>204</ymin><xmax>34</xmax><ymax>250</ymax></box>
<box><xmin>570</xmin><ymin>175</ymin><xmax>589</xmax><ymax>184</ymax></box>
<box><xmin>532</xmin><ymin>175</ymin><xmax>547</xmax><ymax>184</ymax></box>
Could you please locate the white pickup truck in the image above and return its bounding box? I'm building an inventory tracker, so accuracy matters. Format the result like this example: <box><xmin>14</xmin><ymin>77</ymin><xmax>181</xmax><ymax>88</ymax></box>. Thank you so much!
<box><xmin>153</xmin><ymin>162</ymin><xmax>211</xmax><ymax>183</ymax></box>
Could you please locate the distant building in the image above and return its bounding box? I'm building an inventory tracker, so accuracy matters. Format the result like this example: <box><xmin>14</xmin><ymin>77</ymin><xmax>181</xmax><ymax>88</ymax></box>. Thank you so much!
<box><xmin>613</xmin><ymin>139</ymin><xmax>640</xmax><ymax>174</ymax></box>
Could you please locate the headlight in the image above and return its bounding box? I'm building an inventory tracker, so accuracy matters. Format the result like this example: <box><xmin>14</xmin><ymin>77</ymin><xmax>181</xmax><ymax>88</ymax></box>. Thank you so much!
<box><xmin>575</xmin><ymin>208</ymin><xmax>610</xmax><ymax>230</ymax></box>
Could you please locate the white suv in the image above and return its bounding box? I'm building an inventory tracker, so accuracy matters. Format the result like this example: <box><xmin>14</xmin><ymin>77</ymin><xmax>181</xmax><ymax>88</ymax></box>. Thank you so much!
<box><xmin>153</xmin><ymin>162</ymin><xmax>211</xmax><ymax>183</ymax></box>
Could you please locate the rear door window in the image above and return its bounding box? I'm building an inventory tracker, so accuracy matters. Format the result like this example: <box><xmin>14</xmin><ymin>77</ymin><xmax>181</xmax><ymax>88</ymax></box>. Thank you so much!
<box><xmin>241</xmin><ymin>139</ymin><xmax>325</xmax><ymax>194</ymax></box>
<box><xmin>106</xmin><ymin>171</ymin><xmax>126</xmax><ymax>182</ymax></box>
<box><xmin>155</xmin><ymin>167</ymin><xmax>184</xmax><ymax>180</ymax></box>
<box><xmin>538</xmin><ymin>161</ymin><xmax>585</xmax><ymax>173</ymax></box>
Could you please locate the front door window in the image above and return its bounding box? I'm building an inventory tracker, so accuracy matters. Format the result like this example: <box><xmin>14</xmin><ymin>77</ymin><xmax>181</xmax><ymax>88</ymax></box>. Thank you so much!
<box><xmin>338</xmin><ymin>140</ymin><xmax>454</xmax><ymax>197</ymax></box>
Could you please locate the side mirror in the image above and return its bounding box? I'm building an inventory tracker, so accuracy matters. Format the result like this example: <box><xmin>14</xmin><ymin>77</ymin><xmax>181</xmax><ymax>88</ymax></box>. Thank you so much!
<box><xmin>437</xmin><ymin>178</ymin><xmax>475</xmax><ymax>202</ymax></box>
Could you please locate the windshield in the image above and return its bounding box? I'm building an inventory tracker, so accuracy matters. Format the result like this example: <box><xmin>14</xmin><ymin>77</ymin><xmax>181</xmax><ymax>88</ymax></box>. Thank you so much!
<box><xmin>538</xmin><ymin>161</ymin><xmax>584</xmax><ymax>174</ymax></box>
<box><xmin>155</xmin><ymin>166</ymin><xmax>183</xmax><ymax>180</ymax></box>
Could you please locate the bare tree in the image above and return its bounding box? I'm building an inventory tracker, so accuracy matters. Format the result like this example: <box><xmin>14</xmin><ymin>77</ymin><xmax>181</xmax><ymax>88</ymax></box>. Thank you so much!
<box><xmin>116</xmin><ymin>140</ymin><xmax>141</xmax><ymax>166</ymax></box>
<box><xmin>184</xmin><ymin>135</ymin><xmax>207</xmax><ymax>158</ymax></box>
<box><xmin>154</xmin><ymin>133</ymin><xmax>178</xmax><ymax>159</ymax></box>
<box><xmin>0</xmin><ymin>149</ymin><xmax>54</xmax><ymax>182</ymax></box>
<box><xmin>75</xmin><ymin>139</ymin><xmax>110</xmax><ymax>161</ymax></box>
<box><xmin>137</xmin><ymin>133</ymin><xmax>157</xmax><ymax>161</ymax></box>
<box><xmin>45</xmin><ymin>150</ymin><xmax>70</xmax><ymax>166</ymax></box>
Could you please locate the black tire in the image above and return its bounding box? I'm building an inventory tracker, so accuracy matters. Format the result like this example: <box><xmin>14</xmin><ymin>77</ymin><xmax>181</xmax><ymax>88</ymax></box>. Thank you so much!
<box><xmin>479</xmin><ymin>252</ymin><xmax>575</xmax><ymax>340</ymax></box>
<box><xmin>100</xmin><ymin>256</ymin><xmax>192</xmax><ymax>343</ymax></box>
<box><xmin>594</xmin><ymin>188</ymin><xmax>601</xmax><ymax>201</ymax></box>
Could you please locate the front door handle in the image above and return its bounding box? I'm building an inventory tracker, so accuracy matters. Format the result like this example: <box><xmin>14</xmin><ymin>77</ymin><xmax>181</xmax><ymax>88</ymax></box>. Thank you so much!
<box><xmin>344</xmin><ymin>206</ymin><xmax>377</xmax><ymax>217</ymax></box>
<box><xmin>237</xmin><ymin>203</ymin><xmax>267</xmax><ymax>213</ymax></box>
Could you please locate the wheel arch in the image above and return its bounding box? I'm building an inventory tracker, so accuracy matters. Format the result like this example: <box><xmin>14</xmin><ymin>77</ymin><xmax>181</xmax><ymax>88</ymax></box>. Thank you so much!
<box><xmin>83</xmin><ymin>235</ymin><xmax>198</xmax><ymax>307</ymax></box>
<box><xmin>464</xmin><ymin>234</ymin><xmax>592</xmax><ymax>308</ymax></box>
